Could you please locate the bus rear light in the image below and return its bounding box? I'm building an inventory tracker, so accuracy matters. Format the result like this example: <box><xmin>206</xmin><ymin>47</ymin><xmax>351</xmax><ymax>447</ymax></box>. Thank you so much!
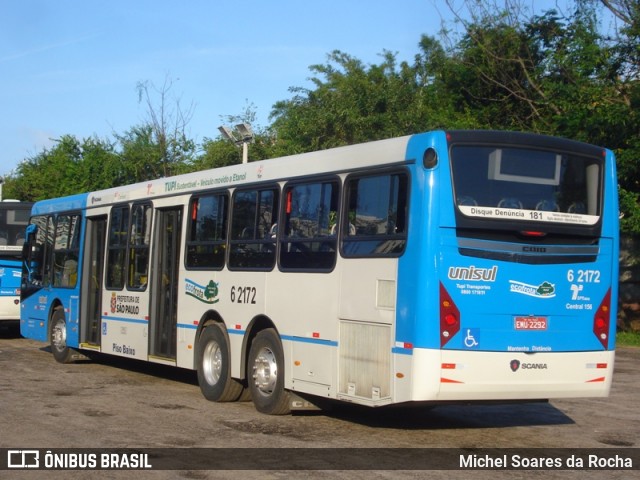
<box><xmin>586</xmin><ymin>363</ymin><xmax>608</xmax><ymax>369</ymax></box>
<box><xmin>593</xmin><ymin>288</ymin><xmax>612</xmax><ymax>349</ymax></box>
<box><xmin>440</xmin><ymin>283</ymin><xmax>460</xmax><ymax>347</ymax></box>
<box><xmin>520</xmin><ymin>230</ymin><xmax>546</xmax><ymax>237</ymax></box>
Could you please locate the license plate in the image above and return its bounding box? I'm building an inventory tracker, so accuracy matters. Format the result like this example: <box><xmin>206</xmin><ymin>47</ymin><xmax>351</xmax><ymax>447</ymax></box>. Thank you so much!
<box><xmin>514</xmin><ymin>316</ymin><xmax>548</xmax><ymax>330</ymax></box>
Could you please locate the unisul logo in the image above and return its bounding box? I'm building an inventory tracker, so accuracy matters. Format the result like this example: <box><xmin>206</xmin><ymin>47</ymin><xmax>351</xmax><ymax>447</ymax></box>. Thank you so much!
<box><xmin>447</xmin><ymin>265</ymin><xmax>498</xmax><ymax>282</ymax></box>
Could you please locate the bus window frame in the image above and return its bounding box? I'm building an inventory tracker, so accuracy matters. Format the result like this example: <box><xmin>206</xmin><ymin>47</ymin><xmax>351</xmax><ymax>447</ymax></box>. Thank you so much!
<box><xmin>51</xmin><ymin>212</ymin><xmax>82</xmax><ymax>289</ymax></box>
<box><xmin>105</xmin><ymin>204</ymin><xmax>130</xmax><ymax>291</ymax></box>
<box><xmin>447</xmin><ymin>131</ymin><xmax>606</xmax><ymax>238</ymax></box>
<box><xmin>340</xmin><ymin>167</ymin><xmax>410</xmax><ymax>259</ymax></box>
<box><xmin>185</xmin><ymin>190</ymin><xmax>229</xmax><ymax>271</ymax></box>
<box><xmin>127</xmin><ymin>201</ymin><xmax>153</xmax><ymax>291</ymax></box>
<box><xmin>228</xmin><ymin>184</ymin><xmax>280</xmax><ymax>272</ymax></box>
<box><xmin>278</xmin><ymin>175</ymin><xmax>341</xmax><ymax>273</ymax></box>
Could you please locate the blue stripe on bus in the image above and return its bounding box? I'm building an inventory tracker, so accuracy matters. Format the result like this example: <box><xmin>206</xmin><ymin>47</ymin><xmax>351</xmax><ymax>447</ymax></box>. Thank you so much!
<box><xmin>187</xmin><ymin>328</ymin><xmax>338</xmax><ymax>347</ymax></box>
<box><xmin>177</xmin><ymin>323</ymin><xmax>198</xmax><ymax>330</ymax></box>
<box><xmin>391</xmin><ymin>347</ymin><xmax>413</xmax><ymax>356</ymax></box>
<box><xmin>281</xmin><ymin>335</ymin><xmax>338</xmax><ymax>347</ymax></box>
<box><xmin>101</xmin><ymin>316</ymin><xmax>148</xmax><ymax>325</ymax></box>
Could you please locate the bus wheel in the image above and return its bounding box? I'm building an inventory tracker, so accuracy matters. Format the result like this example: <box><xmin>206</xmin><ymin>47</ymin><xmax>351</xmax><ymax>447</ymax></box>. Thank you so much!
<box><xmin>50</xmin><ymin>309</ymin><xmax>73</xmax><ymax>364</ymax></box>
<box><xmin>248</xmin><ymin>328</ymin><xmax>290</xmax><ymax>415</ymax></box>
<box><xmin>196</xmin><ymin>324</ymin><xmax>244</xmax><ymax>402</ymax></box>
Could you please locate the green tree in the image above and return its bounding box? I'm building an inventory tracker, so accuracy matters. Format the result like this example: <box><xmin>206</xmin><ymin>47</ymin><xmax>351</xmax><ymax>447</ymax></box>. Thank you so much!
<box><xmin>269</xmin><ymin>49</ymin><xmax>445</xmax><ymax>154</ymax></box>
<box><xmin>6</xmin><ymin>135</ymin><xmax>118</xmax><ymax>201</ymax></box>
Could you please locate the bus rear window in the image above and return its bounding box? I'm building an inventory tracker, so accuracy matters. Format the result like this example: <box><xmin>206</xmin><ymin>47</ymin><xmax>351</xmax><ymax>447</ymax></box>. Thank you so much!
<box><xmin>451</xmin><ymin>145</ymin><xmax>602</xmax><ymax>226</ymax></box>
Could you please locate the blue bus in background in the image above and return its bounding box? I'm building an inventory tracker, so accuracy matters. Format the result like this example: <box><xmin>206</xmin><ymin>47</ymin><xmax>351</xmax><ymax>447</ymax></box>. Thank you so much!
<box><xmin>20</xmin><ymin>130</ymin><xmax>619</xmax><ymax>415</ymax></box>
<box><xmin>0</xmin><ymin>200</ymin><xmax>32</xmax><ymax>326</ymax></box>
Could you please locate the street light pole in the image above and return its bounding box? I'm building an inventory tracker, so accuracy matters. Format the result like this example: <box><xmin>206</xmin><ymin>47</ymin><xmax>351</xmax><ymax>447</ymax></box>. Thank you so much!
<box><xmin>241</xmin><ymin>142</ymin><xmax>249</xmax><ymax>164</ymax></box>
<box><xmin>218</xmin><ymin>123</ymin><xmax>254</xmax><ymax>164</ymax></box>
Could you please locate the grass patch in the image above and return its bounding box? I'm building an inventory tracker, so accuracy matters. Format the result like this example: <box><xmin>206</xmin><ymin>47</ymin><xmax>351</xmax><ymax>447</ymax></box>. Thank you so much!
<box><xmin>616</xmin><ymin>331</ymin><xmax>640</xmax><ymax>347</ymax></box>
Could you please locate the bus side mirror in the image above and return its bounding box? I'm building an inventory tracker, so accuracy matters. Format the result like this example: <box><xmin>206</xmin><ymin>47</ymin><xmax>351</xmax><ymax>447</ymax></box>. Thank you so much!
<box><xmin>22</xmin><ymin>223</ymin><xmax>38</xmax><ymax>285</ymax></box>
<box><xmin>24</xmin><ymin>223</ymin><xmax>36</xmax><ymax>242</ymax></box>
<box><xmin>22</xmin><ymin>224</ymin><xmax>37</xmax><ymax>257</ymax></box>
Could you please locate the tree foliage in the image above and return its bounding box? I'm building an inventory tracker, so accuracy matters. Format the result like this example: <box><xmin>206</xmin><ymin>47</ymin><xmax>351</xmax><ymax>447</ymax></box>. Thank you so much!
<box><xmin>7</xmin><ymin>135</ymin><xmax>119</xmax><ymax>201</ymax></box>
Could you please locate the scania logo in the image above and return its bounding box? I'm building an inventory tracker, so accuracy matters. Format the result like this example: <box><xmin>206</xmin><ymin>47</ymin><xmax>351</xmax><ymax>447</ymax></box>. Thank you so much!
<box><xmin>510</xmin><ymin>359</ymin><xmax>549</xmax><ymax>371</ymax></box>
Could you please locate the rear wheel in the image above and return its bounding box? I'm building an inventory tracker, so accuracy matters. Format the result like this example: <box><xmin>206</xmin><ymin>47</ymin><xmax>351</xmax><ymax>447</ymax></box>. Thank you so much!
<box><xmin>50</xmin><ymin>309</ymin><xmax>74</xmax><ymax>364</ymax></box>
<box><xmin>248</xmin><ymin>328</ymin><xmax>290</xmax><ymax>415</ymax></box>
<box><xmin>196</xmin><ymin>324</ymin><xmax>244</xmax><ymax>402</ymax></box>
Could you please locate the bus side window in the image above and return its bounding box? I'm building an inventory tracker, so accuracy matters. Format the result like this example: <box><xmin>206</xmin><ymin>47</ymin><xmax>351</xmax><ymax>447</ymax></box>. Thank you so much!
<box><xmin>128</xmin><ymin>203</ymin><xmax>152</xmax><ymax>289</ymax></box>
<box><xmin>52</xmin><ymin>214</ymin><xmax>81</xmax><ymax>288</ymax></box>
<box><xmin>279</xmin><ymin>178</ymin><xmax>339</xmax><ymax>271</ymax></box>
<box><xmin>186</xmin><ymin>193</ymin><xmax>228</xmax><ymax>269</ymax></box>
<box><xmin>106</xmin><ymin>205</ymin><xmax>130</xmax><ymax>289</ymax></box>
<box><xmin>228</xmin><ymin>187</ymin><xmax>278</xmax><ymax>270</ymax></box>
<box><xmin>342</xmin><ymin>171</ymin><xmax>409</xmax><ymax>257</ymax></box>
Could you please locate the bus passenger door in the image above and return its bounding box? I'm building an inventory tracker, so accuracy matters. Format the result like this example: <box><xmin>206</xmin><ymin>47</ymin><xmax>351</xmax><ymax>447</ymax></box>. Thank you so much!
<box><xmin>80</xmin><ymin>215</ymin><xmax>107</xmax><ymax>346</ymax></box>
<box><xmin>149</xmin><ymin>207</ymin><xmax>182</xmax><ymax>360</ymax></box>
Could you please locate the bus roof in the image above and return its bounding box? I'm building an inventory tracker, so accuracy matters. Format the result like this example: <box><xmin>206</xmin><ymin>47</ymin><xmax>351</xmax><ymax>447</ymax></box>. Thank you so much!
<box><xmin>31</xmin><ymin>193</ymin><xmax>88</xmax><ymax>215</ymax></box>
<box><xmin>87</xmin><ymin>134</ymin><xmax>415</xmax><ymax>207</ymax></box>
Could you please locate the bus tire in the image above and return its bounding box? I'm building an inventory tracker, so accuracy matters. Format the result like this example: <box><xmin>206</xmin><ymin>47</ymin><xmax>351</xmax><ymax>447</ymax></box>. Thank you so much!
<box><xmin>50</xmin><ymin>309</ymin><xmax>74</xmax><ymax>364</ymax></box>
<box><xmin>196</xmin><ymin>324</ymin><xmax>244</xmax><ymax>402</ymax></box>
<box><xmin>248</xmin><ymin>328</ymin><xmax>290</xmax><ymax>415</ymax></box>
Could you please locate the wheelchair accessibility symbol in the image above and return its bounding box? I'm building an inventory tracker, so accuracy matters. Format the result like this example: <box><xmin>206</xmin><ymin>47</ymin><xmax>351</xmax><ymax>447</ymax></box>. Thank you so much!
<box><xmin>463</xmin><ymin>328</ymin><xmax>480</xmax><ymax>349</ymax></box>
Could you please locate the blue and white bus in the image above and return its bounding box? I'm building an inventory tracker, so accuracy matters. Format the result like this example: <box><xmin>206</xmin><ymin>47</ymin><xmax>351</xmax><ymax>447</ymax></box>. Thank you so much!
<box><xmin>0</xmin><ymin>200</ymin><xmax>32</xmax><ymax>325</ymax></box>
<box><xmin>20</xmin><ymin>130</ymin><xmax>618</xmax><ymax>414</ymax></box>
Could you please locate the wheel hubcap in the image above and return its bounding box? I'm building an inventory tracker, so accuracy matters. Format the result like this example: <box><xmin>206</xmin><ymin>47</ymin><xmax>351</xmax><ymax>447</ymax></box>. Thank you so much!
<box><xmin>202</xmin><ymin>341</ymin><xmax>222</xmax><ymax>386</ymax></box>
<box><xmin>52</xmin><ymin>320</ymin><xmax>66</xmax><ymax>351</ymax></box>
<box><xmin>252</xmin><ymin>347</ymin><xmax>277</xmax><ymax>395</ymax></box>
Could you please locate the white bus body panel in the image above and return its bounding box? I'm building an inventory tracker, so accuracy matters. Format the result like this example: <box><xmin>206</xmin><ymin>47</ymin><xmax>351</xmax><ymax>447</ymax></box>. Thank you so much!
<box><xmin>0</xmin><ymin>296</ymin><xmax>20</xmax><ymax>321</ymax></box>
<box><xmin>408</xmin><ymin>348</ymin><xmax>615</xmax><ymax>401</ymax></box>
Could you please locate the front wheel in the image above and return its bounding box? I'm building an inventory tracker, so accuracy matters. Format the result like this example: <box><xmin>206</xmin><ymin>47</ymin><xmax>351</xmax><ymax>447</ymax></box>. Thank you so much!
<box><xmin>248</xmin><ymin>328</ymin><xmax>290</xmax><ymax>415</ymax></box>
<box><xmin>196</xmin><ymin>324</ymin><xmax>244</xmax><ymax>402</ymax></box>
<box><xmin>50</xmin><ymin>309</ymin><xmax>74</xmax><ymax>364</ymax></box>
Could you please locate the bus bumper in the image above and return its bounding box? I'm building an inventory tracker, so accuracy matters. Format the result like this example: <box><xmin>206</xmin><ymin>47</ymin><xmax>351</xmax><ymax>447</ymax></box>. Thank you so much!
<box><xmin>0</xmin><ymin>296</ymin><xmax>21</xmax><ymax>322</ymax></box>
<box><xmin>406</xmin><ymin>348</ymin><xmax>615</xmax><ymax>402</ymax></box>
